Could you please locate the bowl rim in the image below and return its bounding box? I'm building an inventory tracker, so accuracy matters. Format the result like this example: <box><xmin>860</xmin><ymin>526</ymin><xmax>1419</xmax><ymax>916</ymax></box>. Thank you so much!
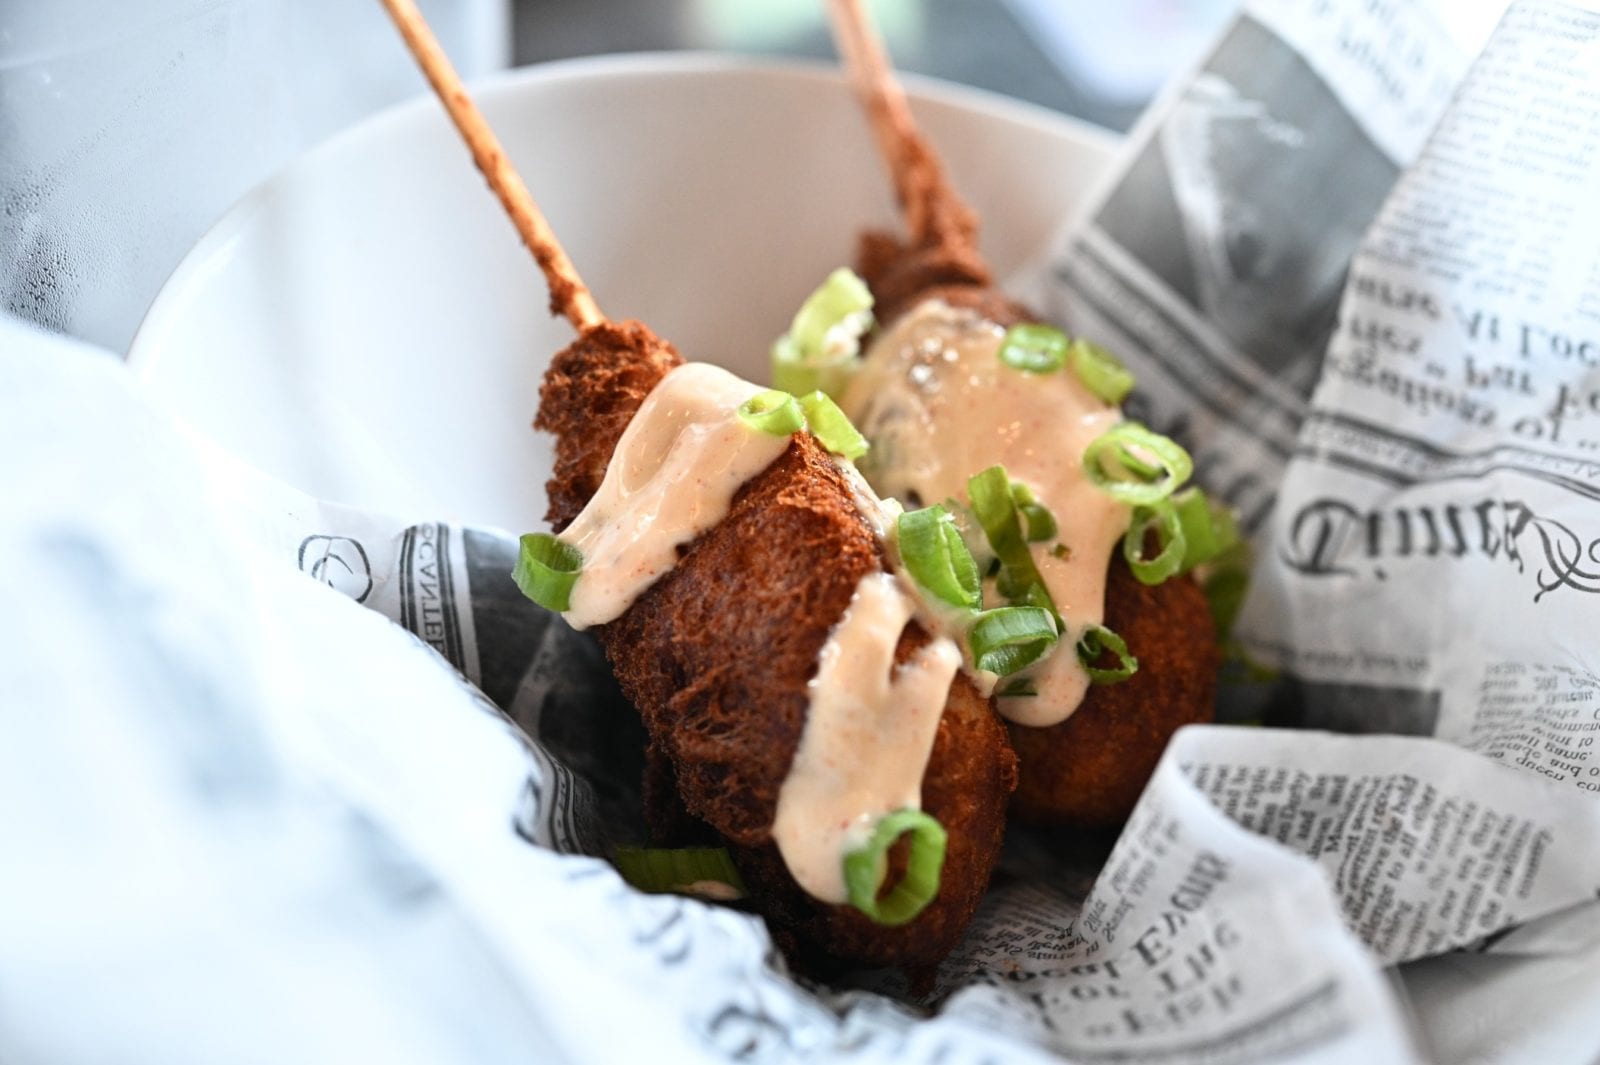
<box><xmin>126</xmin><ymin>51</ymin><xmax>1119</xmax><ymax>370</ymax></box>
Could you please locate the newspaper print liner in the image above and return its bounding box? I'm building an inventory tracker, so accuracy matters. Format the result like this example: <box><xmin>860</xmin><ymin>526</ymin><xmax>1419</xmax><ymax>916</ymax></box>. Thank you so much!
<box><xmin>181</xmin><ymin>0</ymin><xmax>1600</xmax><ymax>1060</ymax></box>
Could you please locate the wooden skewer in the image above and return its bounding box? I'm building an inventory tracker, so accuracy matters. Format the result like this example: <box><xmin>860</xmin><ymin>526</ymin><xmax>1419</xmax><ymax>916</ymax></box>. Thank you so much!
<box><xmin>377</xmin><ymin>0</ymin><xmax>605</xmax><ymax>333</ymax></box>
<box><xmin>826</xmin><ymin>0</ymin><xmax>966</xmax><ymax>247</ymax></box>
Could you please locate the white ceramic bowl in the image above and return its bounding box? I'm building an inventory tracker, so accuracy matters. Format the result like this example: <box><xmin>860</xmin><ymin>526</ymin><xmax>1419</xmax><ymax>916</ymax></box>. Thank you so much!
<box><xmin>130</xmin><ymin>54</ymin><xmax>1117</xmax><ymax>533</ymax></box>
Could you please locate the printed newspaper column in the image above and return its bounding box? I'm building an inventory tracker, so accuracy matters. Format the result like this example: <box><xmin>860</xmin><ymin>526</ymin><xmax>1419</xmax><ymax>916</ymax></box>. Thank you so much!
<box><xmin>922</xmin><ymin>727</ymin><xmax>1423</xmax><ymax>1063</ymax></box>
<box><xmin>1036</xmin><ymin>0</ymin><xmax>1468</xmax><ymax>533</ymax></box>
<box><xmin>1238</xmin><ymin>1</ymin><xmax>1600</xmax><ymax>784</ymax></box>
<box><xmin>919</xmin><ymin>720</ymin><xmax>1600</xmax><ymax>1062</ymax></box>
<box><xmin>1145</xmin><ymin>727</ymin><xmax>1600</xmax><ymax>965</ymax></box>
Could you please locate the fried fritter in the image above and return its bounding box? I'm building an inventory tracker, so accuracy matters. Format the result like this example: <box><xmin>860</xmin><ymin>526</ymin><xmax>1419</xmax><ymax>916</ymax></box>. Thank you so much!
<box><xmin>855</xmin><ymin>241</ymin><xmax>1220</xmax><ymax>831</ymax></box>
<box><xmin>536</xmin><ymin>321</ymin><xmax>1017</xmax><ymax>974</ymax></box>
<box><xmin>1008</xmin><ymin>561</ymin><xmax>1218</xmax><ymax>828</ymax></box>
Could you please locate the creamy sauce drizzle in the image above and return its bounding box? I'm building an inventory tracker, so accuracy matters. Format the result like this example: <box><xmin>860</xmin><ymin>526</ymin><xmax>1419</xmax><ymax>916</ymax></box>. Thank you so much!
<box><xmin>559</xmin><ymin>362</ymin><xmax>791</xmax><ymax>629</ymax></box>
<box><xmin>771</xmin><ymin>572</ymin><xmax>962</xmax><ymax>903</ymax></box>
<box><xmin>841</xmin><ymin>300</ymin><xmax>1130</xmax><ymax>727</ymax></box>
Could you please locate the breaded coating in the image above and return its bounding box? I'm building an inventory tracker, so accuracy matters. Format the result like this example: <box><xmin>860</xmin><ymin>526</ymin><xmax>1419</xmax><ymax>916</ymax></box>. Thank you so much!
<box><xmin>858</xmin><ymin>230</ymin><xmax>984</xmax><ymax>323</ymax></box>
<box><xmin>537</xmin><ymin>320</ymin><xmax>682</xmax><ymax>531</ymax></box>
<box><xmin>536</xmin><ymin>322</ymin><xmax>1017</xmax><ymax>973</ymax></box>
<box><xmin>1009</xmin><ymin>562</ymin><xmax>1218</xmax><ymax>828</ymax></box>
<box><xmin>853</xmin><ymin>169</ymin><xmax>1027</xmax><ymax>329</ymax></box>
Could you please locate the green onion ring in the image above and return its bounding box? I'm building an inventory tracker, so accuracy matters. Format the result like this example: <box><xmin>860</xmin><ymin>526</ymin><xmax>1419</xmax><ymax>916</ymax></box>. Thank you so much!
<box><xmin>771</xmin><ymin>268</ymin><xmax>874</xmax><ymax>398</ymax></box>
<box><xmin>1082</xmin><ymin>422</ymin><xmax>1194</xmax><ymax>505</ymax></box>
<box><xmin>613</xmin><ymin>847</ymin><xmax>747</xmax><ymax>900</ymax></box>
<box><xmin>898</xmin><ymin>505</ymin><xmax>982</xmax><ymax>611</ymax></box>
<box><xmin>1077</xmin><ymin>623</ymin><xmax>1138</xmax><ymax>684</ymax></box>
<box><xmin>1009</xmin><ymin>482</ymin><xmax>1058</xmax><ymax>543</ymax></box>
<box><xmin>968</xmin><ymin>466</ymin><xmax>1051</xmax><ymax>603</ymax></box>
<box><xmin>843</xmin><ymin>809</ymin><xmax>947</xmax><ymax>926</ymax></box>
<box><xmin>940</xmin><ymin>497</ymin><xmax>996</xmax><ymax>577</ymax></box>
<box><xmin>1069</xmin><ymin>338</ymin><xmax>1136</xmax><ymax>404</ymax></box>
<box><xmin>1019</xmin><ymin>581</ymin><xmax>1058</xmax><ymax>616</ymax></box>
<box><xmin>970</xmin><ymin>606</ymin><xmax>1060</xmax><ymax>677</ymax></box>
<box><xmin>997</xmin><ymin>323</ymin><xmax>1070</xmax><ymax>374</ymax></box>
<box><xmin>738</xmin><ymin>389</ymin><xmax>806</xmax><ymax>437</ymax></box>
<box><xmin>799</xmin><ymin>390</ymin><xmax>870</xmax><ymax>460</ymax></box>
<box><xmin>1173</xmin><ymin>487</ymin><xmax>1240</xmax><ymax>573</ymax></box>
<box><xmin>512</xmin><ymin>533</ymin><xmax>583</xmax><ymax>612</ymax></box>
<box><xmin>1201</xmin><ymin>541</ymin><xmax>1252</xmax><ymax>640</ymax></box>
<box><xmin>1123</xmin><ymin>500</ymin><xmax>1185</xmax><ymax>585</ymax></box>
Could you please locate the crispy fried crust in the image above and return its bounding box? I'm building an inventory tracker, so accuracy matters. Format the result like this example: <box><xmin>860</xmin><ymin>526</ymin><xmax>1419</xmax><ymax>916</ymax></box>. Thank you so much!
<box><xmin>536</xmin><ymin>323</ymin><xmax>1017</xmax><ymax>972</ymax></box>
<box><xmin>536</xmin><ymin>320</ymin><xmax>683</xmax><ymax>531</ymax></box>
<box><xmin>1008</xmin><ymin>562</ymin><xmax>1218</xmax><ymax>828</ymax></box>
<box><xmin>856</xmin><ymin>231</ymin><xmax>1037</xmax><ymax>335</ymax></box>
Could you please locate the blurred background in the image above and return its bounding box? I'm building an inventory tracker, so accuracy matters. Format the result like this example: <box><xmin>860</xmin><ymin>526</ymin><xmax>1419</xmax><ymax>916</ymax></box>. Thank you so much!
<box><xmin>0</xmin><ymin>0</ymin><xmax>1234</xmax><ymax>355</ymax></box>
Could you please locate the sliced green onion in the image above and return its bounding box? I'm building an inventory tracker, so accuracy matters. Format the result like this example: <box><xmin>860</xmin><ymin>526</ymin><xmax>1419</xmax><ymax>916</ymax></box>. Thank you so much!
<box><xmin>968</xmin><ymin>466</ymin><xmax>1050</xmax><ymax>602</ymax></box>
<box><xmin>898</xmin><ymin>505</ymin><xmax>981</xmax><ymax>611</ymax></box>
<box><xmin>998</xmin><ymin>678</ymin><xmax>1038</xmax><ymax>698</ymax></box>
<box><xmin>970</xmin><ymin>606</ymin><xmax>1059</xmax><ymax>677</ymax></box>
<box><xmin>738</xmin><ymin>389</ymin><xmax>806</xmax><ymax>436</ymax></box>
<box><xmin>1009</xmin><ymin>482</ymin><xmax>1058</xmax><ymax>543</ymax></box>
<box><xmin>1123</xmin><ymin>500</ymin><xmax>1185</xmax><ymax>585</ymax></box>
<box><xmin>1173</xmin><ymin>487</ymin><xmax>1240</xmax><ymax>574</ymax></box>
<box><xmin>1068</xmin><ymin>338</ymin><xmax>1135</xmax><ymax>404</ymax></box>
<box><xmin>798</xmin><ymin>390</ymin><xmax>869</xmax><ymax>461</ymax></box>
<box><xmin>1201</xmin><ymin>541</ymin><xmax>1252</xmax><ymax>641</ymax></box>
<box><xmin>1083</xmin><ymin>422</ymin><xmax>1194</xmax><ymax>506</ymax></box>
<box><xmin>1019</xmin><ymin>581</ymin><xmax>1057</xmax><ymax>615</ymax></box>
<box><xmin>613</xmin><ymin>847</ymin><xmax>747</xmax><ymax>901</ymax></box>
<box><xmin>512</xmin><ymin>533</ymin><xmax>583</xmax><ymax>612</ymax></box>
<box><xmin>1077</xmin><ymin>624</ymin><xmax>1138</xmax><ymax>684</ymax></box>
<box><xmin>843</xmin><ymin>809</ymin><xmax>946</xmax><ymax>926</ymax></box>
<box><xmin>940</xmin><ymin>498</ymin><xmax>996</xmax><ymax>577</ymax></box>
<box><xmin>997</xmin><ymin>323</ymin><xmax>1070</xmax><ymax>374</ymax></box>
<box><xmin>771</xmin><ymin>268</ymin><xmax>875</xmax><ymax>398</ymax></box>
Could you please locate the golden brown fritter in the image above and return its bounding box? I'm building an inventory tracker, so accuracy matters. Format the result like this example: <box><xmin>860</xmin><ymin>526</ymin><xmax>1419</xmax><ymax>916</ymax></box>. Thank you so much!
<box><xmin>1008</xmin><ymin>562</ymin><xmax>1218</xmax><ymax>828</ymax></box>
<box><xmin>855</xmin><ymin>236</ymin><xmax>1220</xmax><ymax>832</ymax></box>
<box><xmin>536</xmin><ymin>321</ymin><xmax>1017</xmax><ymax>974</ymax></box>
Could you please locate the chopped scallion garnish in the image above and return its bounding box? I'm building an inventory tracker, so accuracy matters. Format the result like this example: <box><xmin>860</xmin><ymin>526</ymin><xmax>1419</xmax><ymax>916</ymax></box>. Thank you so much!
<box><xmin>738</xmin><ymin>389</ymin><xmax>806</xmax><ymax>437</ymax></box>
<box><xmin>970</xmin><ymin>606</ymin><xmax>1059</xmax><ymax>677</ymax></box>
<box><xmin>613</xmin><ymin>847</ymin><xmax>747</xmax><ymax>901</ymax></box>
<box><xmin>1077</xmin><ymin>623</ymin><xmax>1138</xmax><ymax>684</ymax></box>
<box><xmin>771</xmin><ymin>268</ymin><xmax>875</xmax><ymax>398</ymax></box>
<box><xmin>968</xmin><ymin>466</ymin><xmax>1052</xmax><ymax>603</ymax></box>
<box><xmin>1172</xmin><ymin>487</ymin><xmax>1240</xmax><ymax>574</ymax></box>
<box><xmin>1083</xmin><ymin>422</ymin><xmax>1193</xmax><ymax>506</ymax></box>
<box><xmin>898</xmin><ymin>505</ymin><xmax>982</xmax><ymax>611</ymax></box>
<box><xmin>1201</xmin><ymin>540</ymin><xmax>1252</xmax><ymax>641</ymax></box>
<box><xmin>1068</xmin><ymin>338</ymin><xmax>1135</xmax><ymax>404</ymax></box>
<box><xmin>940</xmin><ymin>498</ymin><xmax>996</xmax><ymax>577</ymax></box>
<box><xmin>1123</xmin><ymin>500</ymin><xmax>1185</xmax><ymax>585</ymax></box>
<box><xmin>512</xmin><ymin>533</ymin><xmax>583</xmax><ymax>612</ymax></box>
<box><xmin>997</xmin><ymin>323</ymin><xmax>1070</xmax><ymax>374</ymax></box>
<box><xmin>843</xmin><ymin>809</ymin><xmax>947</xmax><ymax>926</ymax></box>
<box><xmin>1009</xmin><ymin>482</ymin><xmax>1058</xmax><ymax>543</ymax></box>
<box><xmin>798</xmin><ymin>390</ymin><xmax>870</xmax><ymax>461</ymax></box>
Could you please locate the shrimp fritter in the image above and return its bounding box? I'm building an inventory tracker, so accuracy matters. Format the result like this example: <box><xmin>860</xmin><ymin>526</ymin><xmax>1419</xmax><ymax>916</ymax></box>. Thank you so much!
<box><xmin>537</xmin><ymin>321</ymin><xmax>1018</xmax><ymax>974</ymax></box>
